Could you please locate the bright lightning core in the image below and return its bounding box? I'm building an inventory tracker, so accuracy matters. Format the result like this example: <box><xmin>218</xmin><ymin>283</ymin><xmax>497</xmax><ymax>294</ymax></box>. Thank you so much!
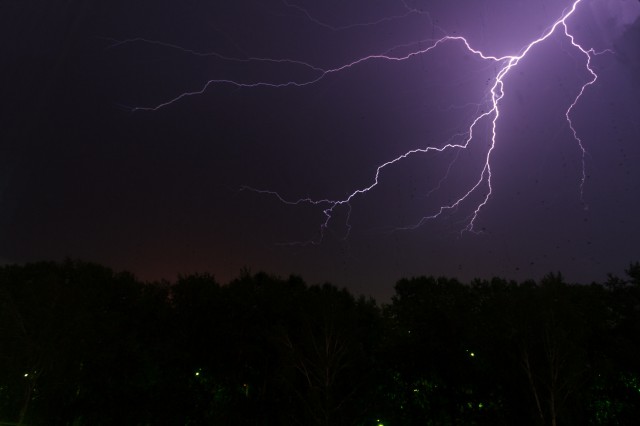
<box><xmin>120</xmin><ymin>0</ymin><xmax>622</xmax><ymax>244</ymax></box>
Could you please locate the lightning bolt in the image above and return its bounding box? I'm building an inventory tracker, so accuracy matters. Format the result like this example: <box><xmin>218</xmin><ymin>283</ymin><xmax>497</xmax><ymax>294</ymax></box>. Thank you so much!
<box><xmin>123</xmin><ymin>0</ymin><xmax>608</xmax><ymax>244</ymax></box>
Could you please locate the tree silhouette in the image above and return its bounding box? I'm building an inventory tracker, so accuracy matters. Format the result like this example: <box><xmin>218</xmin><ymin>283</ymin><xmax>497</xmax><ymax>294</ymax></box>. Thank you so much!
<box><xmin>1</xmin><ymin>260</ymin><xmax>639</xmax><ymax>424</ymax></box>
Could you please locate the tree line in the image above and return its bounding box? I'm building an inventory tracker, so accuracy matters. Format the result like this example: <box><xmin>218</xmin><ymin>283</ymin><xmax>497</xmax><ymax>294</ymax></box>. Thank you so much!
<box><xmin>1</xmin><ymin>260</ymin><xmax>639</xmax><ymax>425</ymax></box>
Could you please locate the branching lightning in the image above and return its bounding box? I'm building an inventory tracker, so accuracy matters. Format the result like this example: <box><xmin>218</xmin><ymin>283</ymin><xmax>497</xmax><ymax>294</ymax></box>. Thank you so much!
<box><xmin>122</xmin><ymin>0</ymin><xmax>609</xmax><ymax>244</ymax></box>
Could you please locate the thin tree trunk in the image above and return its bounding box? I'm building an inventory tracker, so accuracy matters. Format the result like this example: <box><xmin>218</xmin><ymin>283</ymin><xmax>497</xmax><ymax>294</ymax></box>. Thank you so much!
<box><xmin>522</xmin><ymin>348</ymin><xmax>545</xmax><ymax>424</ymax></box>
<box><xmin>18</xmin><ymin>381</ymin><xmax>34</xmax><ymax>426</ymax></box>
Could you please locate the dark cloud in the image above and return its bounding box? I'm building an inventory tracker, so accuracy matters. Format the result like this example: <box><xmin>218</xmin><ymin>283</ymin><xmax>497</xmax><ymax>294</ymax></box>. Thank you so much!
<box><xmin>1</xmin><ymin>0</ymin><xmax>638</xmax><ymax>299</ymax></box>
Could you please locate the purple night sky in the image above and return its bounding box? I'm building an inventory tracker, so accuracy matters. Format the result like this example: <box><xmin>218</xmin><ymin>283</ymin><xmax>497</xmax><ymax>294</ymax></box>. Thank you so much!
<box><xmin>2</xmin><ymin>0</ymin><xmax>639</xmax><ymax>299</ymax></box>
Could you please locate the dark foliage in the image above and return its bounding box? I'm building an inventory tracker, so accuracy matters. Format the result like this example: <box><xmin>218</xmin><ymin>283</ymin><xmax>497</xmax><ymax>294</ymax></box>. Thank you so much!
<box><xmin>0</xmin><ymin>260</ymin><xmax>639</xmax><ymax>425</ymax></box>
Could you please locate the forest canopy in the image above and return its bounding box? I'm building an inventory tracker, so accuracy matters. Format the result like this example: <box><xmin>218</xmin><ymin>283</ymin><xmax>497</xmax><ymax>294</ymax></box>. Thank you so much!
<box><xmin>1</xmin><ymin>260</ymin><xmax>639</xmax><ymax>425</ymax></box>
